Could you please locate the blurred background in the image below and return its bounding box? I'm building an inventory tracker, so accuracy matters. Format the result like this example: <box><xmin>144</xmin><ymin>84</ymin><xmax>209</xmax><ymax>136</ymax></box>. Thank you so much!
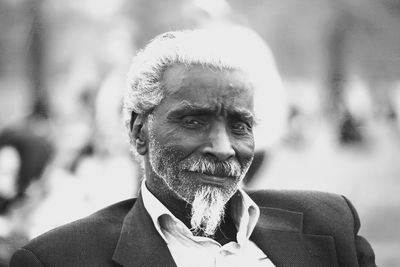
<box><xmin>0</xmin><ymin>0</ymin><xmax>399</xmax><ymax>265</ymax></box>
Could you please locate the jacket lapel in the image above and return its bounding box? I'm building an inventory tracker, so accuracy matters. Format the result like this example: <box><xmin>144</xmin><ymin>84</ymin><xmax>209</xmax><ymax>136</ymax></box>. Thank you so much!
<box><xmin>112</xmin><ymin>193</ymin><xmax>176</xmax><ymax>267</ymax></box>
<box><xmin>251</xmin><ymin>207</ymin><xmax>338</xmax><ymax>267</ymax></box>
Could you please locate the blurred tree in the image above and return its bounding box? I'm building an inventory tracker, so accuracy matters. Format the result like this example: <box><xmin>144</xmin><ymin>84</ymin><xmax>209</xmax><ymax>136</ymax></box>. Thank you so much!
<box><xmin>322</xmin><ymin>3</ymin><xmax>365</xmax><ymax>144</ymax></box>
<box><xmin>27</xmin><ymin>0</ymin><xmax>49</xmax><ymax>119</ymax></box>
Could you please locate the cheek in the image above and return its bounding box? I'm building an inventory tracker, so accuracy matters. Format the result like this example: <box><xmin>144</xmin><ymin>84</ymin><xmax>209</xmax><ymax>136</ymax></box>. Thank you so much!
<box><xmin>233</xmin><ymin>138</ymin><xmax>255</xmax><ymax>165</ymax></box>
<box><xmin>153</xmin><ymin>130</ymin><xmax>201</xmax><ymax>159</ymax></box>
<box><xmin>154</xmin><ymin>124</ymin><xmax>204</xmax><ymax>151</ymax></box>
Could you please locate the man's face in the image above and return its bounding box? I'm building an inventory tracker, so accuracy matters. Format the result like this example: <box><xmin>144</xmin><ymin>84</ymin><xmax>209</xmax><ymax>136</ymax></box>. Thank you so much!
<box><xmin>146</xmin><ymin>64</ymin><xmax>255</xmax><ymax>205</ymax></box>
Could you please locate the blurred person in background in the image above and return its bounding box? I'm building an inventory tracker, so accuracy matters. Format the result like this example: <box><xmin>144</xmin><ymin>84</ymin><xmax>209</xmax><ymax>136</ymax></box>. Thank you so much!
<box><xmin>23</xmin><ymin>72</ymin><xmax>139</xmax><ymax>239</ymax></box>
<box><xmin>0</xmin><ymin>116</ymin><xmax>53</xmax><ymax>266</ymax></box>
<box><xmin>10</xmin><ymin>26</ymin><xmax>375</xmax><ymax>267</ymax></box>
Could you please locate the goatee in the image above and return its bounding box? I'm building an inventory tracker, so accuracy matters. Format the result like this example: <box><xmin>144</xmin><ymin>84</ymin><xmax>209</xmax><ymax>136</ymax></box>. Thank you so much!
<box><xmin>190</xmin><ymin>186</ymin><xmax>226</xmax><ymax>237</ymax></box>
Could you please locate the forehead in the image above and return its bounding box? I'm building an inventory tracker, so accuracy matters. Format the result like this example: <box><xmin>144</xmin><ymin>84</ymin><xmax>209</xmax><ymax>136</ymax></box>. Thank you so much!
<box><xmin>160</xmin><ymin>64</ymin><xmax>254</xmax><ymax>114</ymax></box>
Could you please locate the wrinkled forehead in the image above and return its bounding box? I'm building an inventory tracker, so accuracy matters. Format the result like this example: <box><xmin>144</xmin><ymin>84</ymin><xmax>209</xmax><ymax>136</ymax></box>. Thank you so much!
<box><xmin>166</xmin><ymin>100</ymin><xmax>255</xmax><ymax>121</ymax></box>
<box><xmin>162</xmin><ymin>64</ymin><xmax>255</xmax><ymax>105</ymax></box>
<box><xmin>161</xmin><ymin>64</ymin><xmax>251</xmax><ymax>107</ymax></box>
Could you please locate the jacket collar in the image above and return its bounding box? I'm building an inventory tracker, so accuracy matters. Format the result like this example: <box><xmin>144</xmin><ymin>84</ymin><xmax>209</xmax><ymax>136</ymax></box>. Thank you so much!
<box><xmin>112</xmin><ymin>192</ymin><xmax>338</xmax><ymax>267</ymax></box>
<box><xmin>112</xmin><ymin>191</ymin><xmax>176</xmax><ymax>267</ymax></box>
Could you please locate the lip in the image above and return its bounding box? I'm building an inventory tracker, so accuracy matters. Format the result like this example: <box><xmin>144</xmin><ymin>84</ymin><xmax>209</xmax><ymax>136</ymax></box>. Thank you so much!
<box><xmin>185</xmin><ymin>171</ymin><xmax>233</xmax><ymax>186</ymax></box>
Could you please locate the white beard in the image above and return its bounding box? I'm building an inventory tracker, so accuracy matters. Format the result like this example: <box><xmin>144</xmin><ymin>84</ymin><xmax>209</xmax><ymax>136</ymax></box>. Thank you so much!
<box><xmin>190</xmin><ymin>186</ymin><xmax>226</xmax><ymax>237</ymax></box>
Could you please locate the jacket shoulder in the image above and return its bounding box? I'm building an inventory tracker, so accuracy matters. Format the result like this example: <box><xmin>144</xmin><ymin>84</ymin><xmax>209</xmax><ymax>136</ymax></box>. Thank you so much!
<box><xmin>247</xmin><ymin>189</ymin><xmax>357</xmax><ymax>233</ymax></box>
<box><xmin>10</xmin><ymin>198</ymin><xmax>136</xmax><ymax>267</ymax></box>
<box><xmin>247</xmin><ymin>189</ymin><xmax>376</xmax><ymax>266</ymax></box>
<box><xmin>248</xmin><ymin>189</ymin><xmax>348</xmax><ymax>210</ymax></box>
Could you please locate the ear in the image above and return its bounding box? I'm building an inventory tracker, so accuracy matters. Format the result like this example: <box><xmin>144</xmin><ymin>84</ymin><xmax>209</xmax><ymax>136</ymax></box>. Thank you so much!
<box><xmin>130</xmin><ymin>111</ymin><xmax>148</xmax><ymax>155</ymax></box>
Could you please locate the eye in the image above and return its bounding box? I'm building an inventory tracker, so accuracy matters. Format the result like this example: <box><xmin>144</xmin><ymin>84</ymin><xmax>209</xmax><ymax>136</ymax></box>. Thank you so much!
<box><xmin>230</xmin><ymin>122</ymin><xmax>251</xmax><ymax>134</ymax></box>
<box><xmin>182</xmin><ymin>116</ymin><xmax>204</xmax><ymax>129</ymax></box>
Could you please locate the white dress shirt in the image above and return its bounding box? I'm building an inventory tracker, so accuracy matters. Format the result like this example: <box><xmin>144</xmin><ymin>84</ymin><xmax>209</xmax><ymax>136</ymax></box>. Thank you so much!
<box><xmin>141</xmin><ymin>180</ymin><xmax>275</xmax><ymax>267</ymax></box>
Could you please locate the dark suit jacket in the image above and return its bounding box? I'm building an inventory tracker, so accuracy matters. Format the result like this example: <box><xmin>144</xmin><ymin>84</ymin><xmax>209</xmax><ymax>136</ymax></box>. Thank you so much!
<box><xmin>10</xmin><ymin>190</ymin><xmax>376</xmax><ymax>267</ymax></box>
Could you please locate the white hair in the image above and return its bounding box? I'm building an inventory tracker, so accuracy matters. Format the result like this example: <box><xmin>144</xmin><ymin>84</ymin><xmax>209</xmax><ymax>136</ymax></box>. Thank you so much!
<box><xmin>123</xmin><ymin>25</ymin><xmax>287</xmax><ymax>157</ymax></box>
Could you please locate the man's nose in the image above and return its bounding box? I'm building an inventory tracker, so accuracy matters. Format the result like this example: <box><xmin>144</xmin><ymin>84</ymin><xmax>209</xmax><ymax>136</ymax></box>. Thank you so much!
<box><xmin>202</xmin><ymin>122</ymin><xmax>235</xmax><ymax>161</ymax></box>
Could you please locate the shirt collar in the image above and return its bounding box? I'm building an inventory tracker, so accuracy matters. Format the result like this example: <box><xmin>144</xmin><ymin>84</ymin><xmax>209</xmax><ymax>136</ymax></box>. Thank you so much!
<box><xmin>141</xmin><ymin>180</ymin><xmax>260</xmax><ymax>245</ymax></box>
<box><xmin>230</xmin><ymin>187</ymin><xmax>260</xmax><ymax>244</ymax></box>
<box><xmin>141</xmin><ymin>180</ymin><xmax>184</xmax><ymax>242</ymax></box>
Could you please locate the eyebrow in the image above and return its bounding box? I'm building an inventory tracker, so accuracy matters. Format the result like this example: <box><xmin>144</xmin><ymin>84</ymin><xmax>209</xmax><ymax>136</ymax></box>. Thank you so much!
<box><xmin>166</xmin><ymin>101</ymin><xmax>216</xmax><ymax>117</ymax></box>
<box><xmin>166</xmin><ymin>101</ymin><xmax>255</xmax><ymax>125</ymax></box>
<box><xmin>228</xmin><ymin>109</ymin><xmax>256</xmax><ymax>126</ymax></box>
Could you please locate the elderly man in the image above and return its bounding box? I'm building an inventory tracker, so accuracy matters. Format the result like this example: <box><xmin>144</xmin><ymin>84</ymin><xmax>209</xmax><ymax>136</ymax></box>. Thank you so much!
<box><xmin>10</xmin><ymin>27</ymin><xmax>376</xmax><ymax>267</ymax></box>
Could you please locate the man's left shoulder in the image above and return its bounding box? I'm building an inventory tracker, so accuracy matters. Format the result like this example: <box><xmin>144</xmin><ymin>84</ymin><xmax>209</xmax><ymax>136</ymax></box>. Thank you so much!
<box><xmin>247</xmin><ymin>189</ymin><xmax>356</xmax><ymax>226</ymax></box>
<box><xmin>247</xmin><ymin>188</ymin><xmax>348</xmax><ymax>207</ymax></box>
<box><xmin>246</xmin><ymin>189</ymin><xmax>377</xmax><ymax>266</ymax></box>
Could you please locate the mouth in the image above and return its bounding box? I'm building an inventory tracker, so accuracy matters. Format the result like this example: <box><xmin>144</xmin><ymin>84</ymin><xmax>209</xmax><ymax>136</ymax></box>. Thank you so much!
<box><xmin>184</xmin><ymin>171</ymin><xmax>235</xmax><ymax>186</ymax></box>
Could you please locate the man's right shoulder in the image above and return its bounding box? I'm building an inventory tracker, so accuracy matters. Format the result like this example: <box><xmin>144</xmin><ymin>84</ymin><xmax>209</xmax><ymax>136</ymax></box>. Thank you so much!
<box><xmin>10</xmin><ymin>198</ymin><xmax>136</xmax><ymax>267</ymax></box>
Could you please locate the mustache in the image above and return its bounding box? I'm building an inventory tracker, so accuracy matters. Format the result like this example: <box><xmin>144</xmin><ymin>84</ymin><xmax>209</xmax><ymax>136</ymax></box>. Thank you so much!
<box><xmin>181</xmin><ymin>158</ymin><xmax>242</xmax><ymax>178</ymax></box>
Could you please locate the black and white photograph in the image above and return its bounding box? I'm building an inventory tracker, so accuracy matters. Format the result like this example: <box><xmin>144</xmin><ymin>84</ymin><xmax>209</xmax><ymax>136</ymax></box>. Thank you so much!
<box><xmin>1</xmin><ymin>0</ymin><xmax>399</xmax><ymax>266</ymax></box>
